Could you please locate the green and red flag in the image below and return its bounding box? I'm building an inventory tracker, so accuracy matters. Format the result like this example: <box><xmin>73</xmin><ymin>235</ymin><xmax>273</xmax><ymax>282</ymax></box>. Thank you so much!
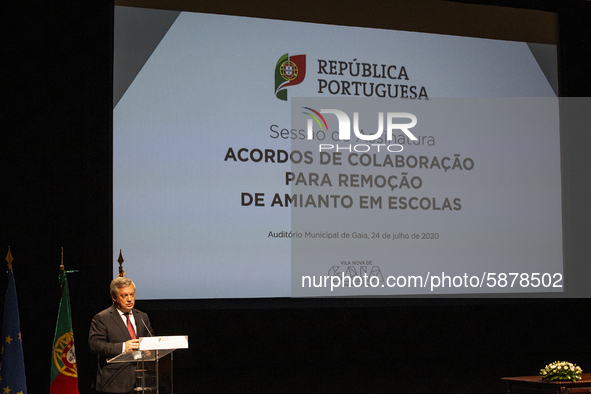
<box><xmin>50</xmin><ymin>270</ymin><xmax>79</xmax><ymax>393</ymax></box>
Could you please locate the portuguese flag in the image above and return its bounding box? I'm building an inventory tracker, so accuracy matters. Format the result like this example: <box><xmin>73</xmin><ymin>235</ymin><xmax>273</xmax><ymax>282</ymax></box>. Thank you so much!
<box><xmin>50</xmin><ymin>271</ymin><xmax>79</xmax><ymax>393</ymax></box>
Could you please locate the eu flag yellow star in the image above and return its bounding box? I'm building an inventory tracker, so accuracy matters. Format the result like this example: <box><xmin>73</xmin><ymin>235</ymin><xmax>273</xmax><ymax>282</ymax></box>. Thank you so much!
<box><xmin>3</xmin><ymin>386</ymin><xmax>11</xmax><ymax>393</ymax></box>
<box><xmin>4</xmin><ymin>336</ymin><xmax>12</xmax><ymax>345</ymax></box>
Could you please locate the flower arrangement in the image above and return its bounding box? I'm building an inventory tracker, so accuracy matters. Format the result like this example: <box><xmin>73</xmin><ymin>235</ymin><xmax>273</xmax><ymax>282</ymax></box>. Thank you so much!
<box><xmin>540</xmin><ymin>361</ymin><xmax>583</xmax><ymax>382</ymax></box>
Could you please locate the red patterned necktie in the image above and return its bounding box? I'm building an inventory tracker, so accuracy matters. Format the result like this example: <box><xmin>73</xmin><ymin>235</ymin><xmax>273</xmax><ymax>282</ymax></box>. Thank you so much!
<box><xmin>125</xmin><ymin>313</ymin><xmax>136</xmax><ymax>339</ymax></box>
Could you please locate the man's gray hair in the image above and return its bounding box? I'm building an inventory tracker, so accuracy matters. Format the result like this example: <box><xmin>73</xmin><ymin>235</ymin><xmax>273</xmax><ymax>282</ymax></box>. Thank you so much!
<box><xmin>110</xmin><ymin>277</ymin><xmax>135</xmax><ymax>298</ymax></box>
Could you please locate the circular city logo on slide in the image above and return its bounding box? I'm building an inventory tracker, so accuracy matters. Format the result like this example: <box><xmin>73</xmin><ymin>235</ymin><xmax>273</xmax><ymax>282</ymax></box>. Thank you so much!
<box><xmin>53</xmin><ymin>331</ymin><xmax>78</xmax><ymax>377</ymax></box>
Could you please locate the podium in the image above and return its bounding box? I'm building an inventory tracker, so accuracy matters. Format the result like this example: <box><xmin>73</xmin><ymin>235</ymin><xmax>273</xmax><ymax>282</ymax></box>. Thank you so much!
<box><xmin>107</xmin><ymin>336</ymin><xmax>188</xmax><ymax>393</ymax></box>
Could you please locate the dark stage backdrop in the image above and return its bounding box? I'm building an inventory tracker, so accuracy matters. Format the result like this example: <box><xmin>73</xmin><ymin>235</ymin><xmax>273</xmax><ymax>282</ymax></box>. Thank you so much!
<box><xmin>2</xmin><ymin>1</ymin><xmax>591</xmax><ymax>393</ymax></box>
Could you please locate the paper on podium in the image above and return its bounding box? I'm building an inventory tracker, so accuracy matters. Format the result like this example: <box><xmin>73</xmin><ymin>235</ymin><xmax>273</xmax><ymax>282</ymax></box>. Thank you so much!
<box><xmin>139</xmin><ymin>335</ymin><xmax>188</xmax><ymax>351</ymax></box>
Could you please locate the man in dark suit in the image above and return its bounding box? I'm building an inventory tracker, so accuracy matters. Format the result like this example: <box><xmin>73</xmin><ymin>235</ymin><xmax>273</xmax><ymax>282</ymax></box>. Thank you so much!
<box><xmin>89</xmin><ymin>277</ymin><xmax>154</xmax><ymax>394</ymax></box>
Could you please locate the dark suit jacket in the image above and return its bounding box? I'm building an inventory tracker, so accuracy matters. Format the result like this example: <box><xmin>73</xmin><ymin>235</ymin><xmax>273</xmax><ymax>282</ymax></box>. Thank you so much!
<box><xmin>89</xmin><ymin>305</ymin><xmax>154</xmax><ymax>393</ymax></box>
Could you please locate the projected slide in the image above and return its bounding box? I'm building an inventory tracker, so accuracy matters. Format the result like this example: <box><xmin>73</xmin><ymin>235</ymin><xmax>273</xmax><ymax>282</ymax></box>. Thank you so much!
<box><xmin>113</xmin><ymin>7</ymin><xmax>561</xmax><ymax>298</ymax></box>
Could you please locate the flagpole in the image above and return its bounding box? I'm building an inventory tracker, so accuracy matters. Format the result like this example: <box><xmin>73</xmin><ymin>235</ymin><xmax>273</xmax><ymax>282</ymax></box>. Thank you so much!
<box><xmin>6</xmin><ymin>245</ymin><xmax>13</xmax><ymax>269</ymax></box>
<box><xmin>60</xmin><ymin>247</ymin><xmax>64</xmax><ymax>273</ymax></box>
<box><xmin>118</xmin><ymin>249</ymin><xmax>126</xmax><ymax>277</ymax></box>
<box><xmin>59</xmin><ymin>248</ymin><xmax>64</xmax><ymax>297</ymax></box>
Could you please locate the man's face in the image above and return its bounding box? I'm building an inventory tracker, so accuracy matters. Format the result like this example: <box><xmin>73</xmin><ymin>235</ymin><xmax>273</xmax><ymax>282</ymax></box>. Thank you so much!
<box><xmin>113</xmin><ymin>284</ymin><xmax>135</xmax><ymax>313</ymax></box>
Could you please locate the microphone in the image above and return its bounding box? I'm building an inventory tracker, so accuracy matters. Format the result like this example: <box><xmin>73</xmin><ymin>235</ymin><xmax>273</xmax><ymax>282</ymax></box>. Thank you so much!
<box><xmin>138</xmin><ymin>317</ymin><xmax>154</xmax><ymax>361</ymax></box>
<box><xmin>140</xmin><ymin>317</ymin><xmax>153</xmax><ymax>337</ymax></box>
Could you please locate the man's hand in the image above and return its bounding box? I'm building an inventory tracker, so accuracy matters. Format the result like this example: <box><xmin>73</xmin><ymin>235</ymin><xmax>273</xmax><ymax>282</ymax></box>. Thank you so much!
<box><xmin>124</xmin><ymin>339</ymin><xmax>140</xmax><ymax>351</ymax></box>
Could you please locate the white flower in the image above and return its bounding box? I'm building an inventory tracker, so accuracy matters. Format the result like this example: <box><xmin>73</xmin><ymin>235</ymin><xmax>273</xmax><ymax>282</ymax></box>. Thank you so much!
<box><xmin>541</xmin><ymin>361</ymin><xmax>583</xmax><ymax>382</ymax></box>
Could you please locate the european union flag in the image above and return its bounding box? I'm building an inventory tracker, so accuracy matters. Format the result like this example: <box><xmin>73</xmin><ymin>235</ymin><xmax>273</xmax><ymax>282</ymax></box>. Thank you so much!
<box><xmin>0</xmin><ymin>265</ymin><xmax>28</xmax><ymax>394</ymax></box>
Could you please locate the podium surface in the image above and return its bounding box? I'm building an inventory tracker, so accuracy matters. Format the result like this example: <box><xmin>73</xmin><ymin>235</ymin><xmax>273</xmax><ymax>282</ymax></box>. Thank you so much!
<box><xmin>107</xmin><ymin>336</ymin><xmax>188</xmax><ymax>363</ymax></box>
